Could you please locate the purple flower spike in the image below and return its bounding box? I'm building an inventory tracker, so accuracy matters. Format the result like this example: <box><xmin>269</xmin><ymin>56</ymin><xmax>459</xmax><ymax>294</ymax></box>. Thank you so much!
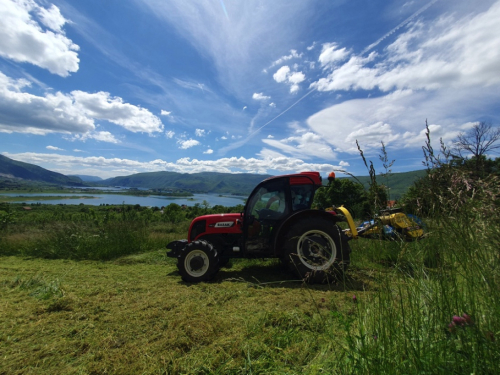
<box><xmin>353</xmin><ymin>295</ymin><xmax>357</xmax><ymax>303</ymax></box>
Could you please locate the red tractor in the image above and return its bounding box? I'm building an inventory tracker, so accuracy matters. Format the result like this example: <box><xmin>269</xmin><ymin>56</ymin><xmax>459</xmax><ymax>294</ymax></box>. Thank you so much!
<box><xmin>167</xmin><ymin>171</ymin><xmax>352</xmax><ymax>283</ymax></box>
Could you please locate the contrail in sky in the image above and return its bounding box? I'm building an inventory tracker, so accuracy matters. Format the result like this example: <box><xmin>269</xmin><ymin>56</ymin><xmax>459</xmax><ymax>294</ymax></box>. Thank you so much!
<box><xmin>235</xmin><ymin>0</ymin><xmax>439</xmax><ymax>149</ymax></box>
<box><xmin>362</xmin><ymin>0</ymin><xmax>439</xmax><ymax>55</ymax></box>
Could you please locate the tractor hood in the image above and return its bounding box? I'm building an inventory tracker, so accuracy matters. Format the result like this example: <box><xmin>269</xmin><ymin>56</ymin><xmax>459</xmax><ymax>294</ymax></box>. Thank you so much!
<box><xmin>188</xmin><ymin>213</ymin><xmax>243</xmax><ymax>241</ymax></box>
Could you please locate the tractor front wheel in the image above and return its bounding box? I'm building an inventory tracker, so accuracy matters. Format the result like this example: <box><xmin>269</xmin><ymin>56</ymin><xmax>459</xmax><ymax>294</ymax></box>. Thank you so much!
<box><xmin>177</xmin><ymin>240</ymin><xmax>219</xmax><ymax>282</ymax></box>
<box><xmin>283</xmin><ymin>218</ymin><xmax>350</xmax><ymax>283</ymax></box>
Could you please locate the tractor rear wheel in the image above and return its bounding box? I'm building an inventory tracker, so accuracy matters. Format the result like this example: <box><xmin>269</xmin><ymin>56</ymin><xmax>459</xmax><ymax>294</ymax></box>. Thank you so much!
<box><xmin>283</xmin><ymin>218</ymin><xmax>350</xmax><ymax>283</ymax></box>
<box><xmin>177</xmin><ymin>240</ymin><xmax>219</xmax><ymax>282</ymax></box>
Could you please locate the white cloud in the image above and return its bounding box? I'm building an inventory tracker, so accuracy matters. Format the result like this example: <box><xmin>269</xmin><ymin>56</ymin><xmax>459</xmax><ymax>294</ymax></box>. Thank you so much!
<box><xmin>160</xmin><ymin>110</ymin><xmax>171</xmax><ymax>116</ymax></box>
<box><xmin>46</xmin><ymin>145</ymin><xmax>64</xmax><ymax>151</ymax></box>
<box><xmin>73</xmin><ymin>149</ymin><xmax>84</xmax><ymax>152</ymax></box>
<box><xmin>220</xmin><ymin>136</ymin><xmax>228</xmax><ymax>140</ymax></box>
<box><xmin>253</xmin><ymin>92</ymin><xmax>271</xmax><ymax>101</ymax></box>
<box><xmin>203</xmin><ymin>149</ymin><xmax>214</xmax><ymax>154</ymax></box>
<box><xmin>0</xmin><ymin>0</ymin><xmax>79</xmax><ymax>76</ymax></box>
<box><xmin>306</xmin><ymin>2</ymin><xmax>500</xmax><ymax>155</ymax></box>
<box><xmin>267</xmin><ymin>135</ymin><xmax>274</xmax><ymax>139</ymax></box>
<box><xmin>318</xmin><ymin>43</ymin><xmax>349</xmax><ymax>67</ymax></box>
<box><xmin>307</xmin><ymin>42</ymin><xmax>316</xmax><ymax>51</ymax></box>
<box><xmin>242</xmin><ymin>106</ymin><xmax>247</xmax><ymax>110</ymax></box>
<box><xmin>272</xmin><ymin>66</ymin><xmax>305</xmax><ymax>93</ymax></box>
<box><xmin>69</xmin><ymin>131</ymin><xmax>120</xmax><ymax>144</ymax></box>
<box><xmin>269</xmin><ymin>102</ymin><xmax>276</xmax><ymax>108</ymax></box>
<box><xmin>3</xmin><ymin>151</ymin><xmax>344</xmax><ymax>178</ymax></box>
<box><xmin>261</xmin><ymin>124</ymin><xmax>336</xmax><ymax>160</ymax></box>
<box><xmin>71</xmin><ymin>91</ymin><xmax>164</xmax><ymax>133</ymax></box>
<box><xmin>0</xmin><ymin>71</ymin><xmax>164</xmax><ymax>136</ymax></box>
<box><xmin>273</xmin><ymin>66</ymin><xmax>290</xmax><ymax>83</ymax></box>
<box><xmin>195</xmin><ymin>128</ymin><xmax>208</xmax><ymax>137</ymax></box>
<box><xmin>339</xmin><ymin>161</ymin><xmax>350</xmax><ymax>167</ymax></box>
<box><xmin>177</xmin><ymin>138</ymin><xmax>200</xmax><ymax>149</ymax></box>
<box><xmin>165</xmin><ymin>130</ymin><xmax>175</xmax><ymax>138</ymax></box>
<box><xmin>270</xmin><ymin>49</ymin><xmax>303</xmax><ymax>68</ymax></box>
<box><xmin>313</xmin><ymin>3</ymin><xmax>500</xmax><ymax>93</ymax></box>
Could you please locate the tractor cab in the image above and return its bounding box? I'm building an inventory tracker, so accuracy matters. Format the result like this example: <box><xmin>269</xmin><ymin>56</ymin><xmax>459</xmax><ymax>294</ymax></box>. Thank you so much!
<box><xmin>242</xmin><ymin>172</ymin><xmax>321</xmax><ymax>254</ymax></box>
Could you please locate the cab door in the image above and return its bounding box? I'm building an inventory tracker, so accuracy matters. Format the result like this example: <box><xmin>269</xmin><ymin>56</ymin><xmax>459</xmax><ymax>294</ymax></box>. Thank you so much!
<box><xmin>242</xmin><ymin>177</ymin><xmax>290</xmax><ymax>254</ymax></box>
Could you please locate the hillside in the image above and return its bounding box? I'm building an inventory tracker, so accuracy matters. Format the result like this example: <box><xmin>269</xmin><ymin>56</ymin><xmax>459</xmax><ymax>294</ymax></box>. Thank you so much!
<box><xmin>0</xmin><ymin>155</ymin><xmax>83</xmax><ymax>186</ymax></box>
<box><xmin>69</xmin><ymin>175</ymin><xmax>103</xmax><ymax>182</ymax></box>
<box><xmin>344</xmin><ymin>169</ymin><xmax>427</xmax><ymax>199</ymax></box>
<box><xmin>98</xmin><ymin>171</ymin><xmax>271</xmax><ymax>195</ymax></box>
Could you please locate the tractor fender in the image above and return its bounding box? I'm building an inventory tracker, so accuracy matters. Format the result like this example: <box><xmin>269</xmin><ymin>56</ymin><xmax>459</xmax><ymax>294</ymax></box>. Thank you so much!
<box><xmin>272</xmin><ymin>210</ymin><xmax>342</xmax><ymax>257</ymax></box>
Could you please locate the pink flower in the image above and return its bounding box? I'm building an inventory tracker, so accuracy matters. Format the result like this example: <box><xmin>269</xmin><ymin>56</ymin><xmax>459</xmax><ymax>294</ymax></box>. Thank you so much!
<box><xmin>352</xmin><ymin>295</ymin><xmax>357</xmax><ymax>303</ymax></box>
<box><xmin>462</xmin><ymin>313</ymin><xmax>473</xmax><ymax>326</ymax></box>
<box><xmin>452</xmin><ymin>315</ymin><xmax>466</xmax><ymax>327</ymax></box>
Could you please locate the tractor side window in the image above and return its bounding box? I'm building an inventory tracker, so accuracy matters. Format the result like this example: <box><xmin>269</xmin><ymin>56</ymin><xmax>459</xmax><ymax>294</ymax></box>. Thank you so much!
<box><xmin>291</xmin><ymin>184</ymin><xmax>315</xmax><ymax>211</ymax></box>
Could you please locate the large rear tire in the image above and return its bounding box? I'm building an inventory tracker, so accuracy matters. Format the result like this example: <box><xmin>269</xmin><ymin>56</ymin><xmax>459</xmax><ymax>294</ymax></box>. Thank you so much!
<box><xmin>177</xmin><ymin>240</ymin><xmax>219</xmax><ymax>282</ymax></box>
<box><xmin>283</xmin><ymin>218</ymin><xmax>350</xmax><ymax>283</ymax></box>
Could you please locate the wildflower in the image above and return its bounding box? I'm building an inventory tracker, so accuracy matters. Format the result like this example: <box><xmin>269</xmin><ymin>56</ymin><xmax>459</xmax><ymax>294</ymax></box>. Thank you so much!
<box><xmin>462</xmin><ymin>313</ymin><xmax>473</xmax><ymax>326</ymax></box>
<box><xmin>452</xmin><ymin>315</ymin><xmax>466</xmax><ymax>327</ymax></box>
<box><xmin>352</xmin><ymin>295</ymin><xmax>357</xmax><ymax>303</ymax></box>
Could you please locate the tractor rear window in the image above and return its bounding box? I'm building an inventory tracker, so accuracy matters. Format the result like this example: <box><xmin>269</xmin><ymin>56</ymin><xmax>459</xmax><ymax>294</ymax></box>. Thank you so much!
<box><xmin>291</xmin><ymin>184</ymin><xmax>314</xmax><ymax>211</ymax></box>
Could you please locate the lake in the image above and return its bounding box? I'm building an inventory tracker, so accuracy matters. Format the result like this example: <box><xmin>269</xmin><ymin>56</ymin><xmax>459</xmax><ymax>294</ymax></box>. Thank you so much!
<box><xmin>0</xmin><ymin>193</ymin><xmax>247</xmax><ymax>208</ymax></box>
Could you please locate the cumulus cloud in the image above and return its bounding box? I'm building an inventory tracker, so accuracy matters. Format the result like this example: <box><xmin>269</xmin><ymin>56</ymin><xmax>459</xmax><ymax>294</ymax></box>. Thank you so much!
<box><xmin>269</xmin><ymin>102</ymin><xmax>276</xmax><ymax>108</ymax></box>
<box><xmin>160</xmin><ymin>110</ymin><xmax>171</xmax><ymax>116</ymax></box>
<box><xmin>71</xmin><ymin>91</ymin><xmax>164</xmax><ymax>133</ymax></box>
<box><xmin>46</xmin><ymin>145</ymin><xmax>64</xmax><ymax>151</ymax></box>
<box><xmin>177</xmin><ymin>138</ymin><xmax>200</xmax><ymax>149</ymax></box>
<box><xmin>273</xmin><ymin>65</ymin><xmax>305</xmax><ymax>93</ymax></box>
<box><xmin>0</xmin><ymin>71</ymin><xmax>164</xmax><ymax>136</ymax></box>
<box><xmin>0</xmin><ymin>0</ymin><xmax>79</xmax><ymax>76</ymax></box>
<box><xmin>203</xmin><ymin>149</ymin><xmax>214</xmax><ymax>154</ymax></box>
<box><xmin>3</xmin><ymin>151</ymin><xmax>345</xmax><ymax>178</ymax></box>
<box><xmin>318</xmin><ymin>43</ymin><xmax>349</xmax><ymax>67</ymax></box>
<box><xmin>253</xmin><ymin>92</ymin><xmax>271</xmax><ymax>101</ymax></box>
<box><xmin>165</xmin><ymin>130</ymin><xmax>175</xmax><ymax>138</ymax></box>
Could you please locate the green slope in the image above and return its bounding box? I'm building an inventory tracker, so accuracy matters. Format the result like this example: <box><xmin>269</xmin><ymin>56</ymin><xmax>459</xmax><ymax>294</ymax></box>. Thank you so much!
<box><xmin>99</xmin><ymin>171</ymin><xmax>271</xmax><ymax>195</ymax></box>
<box><xmin>0</xmin><ymin>154</ymin><xmax>83</xmax><ymax>186</ymax></box>
<box><xmin>344</xmin><ymin>169</ymin><xmax>427</xmax><ymax>199</ymax></box>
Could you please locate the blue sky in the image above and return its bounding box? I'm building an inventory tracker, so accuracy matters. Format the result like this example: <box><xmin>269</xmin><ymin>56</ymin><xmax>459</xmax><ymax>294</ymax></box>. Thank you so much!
<box><xmin>1</xmin><ymin>0</ymin><xmax>499</xmax><ymax>179</ymax></box>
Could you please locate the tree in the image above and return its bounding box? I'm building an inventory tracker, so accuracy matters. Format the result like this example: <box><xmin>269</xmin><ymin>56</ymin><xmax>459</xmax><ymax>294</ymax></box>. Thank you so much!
<box><xmin>453</xmin><ymin>121</ymin><xmax>500</xmax><ymax>172</ymax></box>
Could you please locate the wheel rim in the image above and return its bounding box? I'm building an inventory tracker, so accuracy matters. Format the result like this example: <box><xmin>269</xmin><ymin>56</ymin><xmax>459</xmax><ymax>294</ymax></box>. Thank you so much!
<box><xmin>296</xmin><ymin>230</ymin><xmax>337</xmax><ymax>271</ymax></box>
<box><xmin>184</xmin><ymin>250</ymin><xmax>210</xmax><ymax>277</ymax></box>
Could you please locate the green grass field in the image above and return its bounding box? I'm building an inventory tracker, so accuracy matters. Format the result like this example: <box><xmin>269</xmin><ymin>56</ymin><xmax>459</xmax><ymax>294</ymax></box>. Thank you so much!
<box><xmin>1</xmin><ymin>202</ymin><xmax>499</xmax><ymax>374</ymax></box>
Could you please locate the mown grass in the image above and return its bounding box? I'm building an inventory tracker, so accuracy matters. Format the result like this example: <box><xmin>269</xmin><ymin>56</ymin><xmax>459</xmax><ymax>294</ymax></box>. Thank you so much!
<box><xmin>1</xmin><ymin>202</ymin><xmax>499</xmax><ymax>374</ymax></box>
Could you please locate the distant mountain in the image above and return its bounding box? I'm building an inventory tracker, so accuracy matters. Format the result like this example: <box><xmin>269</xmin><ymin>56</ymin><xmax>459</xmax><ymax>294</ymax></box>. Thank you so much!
<box><xmin>0</xmin><ymin>154</ymin><xmax>83</xmax><ymax>186</ymax></box>
<box><xmin>69</xmin><ymin>175</ymin><xmax>103</xmax><ymax>182</ymax></box>
<box><xmin>98</xmin><ymin>171</ymin><xmax>272</xmax><ymax>195</ymax></box>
